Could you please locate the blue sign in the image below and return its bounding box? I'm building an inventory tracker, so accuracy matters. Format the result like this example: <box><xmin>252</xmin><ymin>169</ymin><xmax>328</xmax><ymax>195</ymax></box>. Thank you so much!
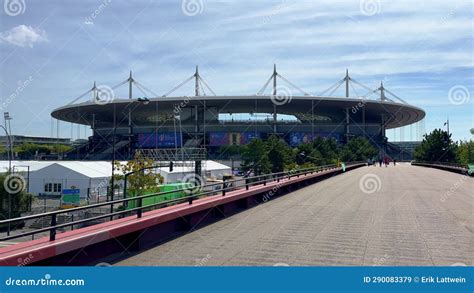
<box><xmin>138</xmin><ymin>132</ymin><xmax>182</xmax><ymax>148</ymax></box>
<box><xmin>62</xmin><ymin>189</ymin><xmax>80</xmax><ymax>195</ymax></box>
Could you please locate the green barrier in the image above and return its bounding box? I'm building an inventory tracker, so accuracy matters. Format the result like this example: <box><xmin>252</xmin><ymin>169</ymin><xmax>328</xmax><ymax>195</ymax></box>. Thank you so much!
<box><xmin>468</xmin><ymin>164</ymin><xmax>474</xmax><ymax>175</ymax></box>
<box><xmin>127</xmin><ymin>182</ymin><xmax>193</xmax><ymax>209</ymax></box>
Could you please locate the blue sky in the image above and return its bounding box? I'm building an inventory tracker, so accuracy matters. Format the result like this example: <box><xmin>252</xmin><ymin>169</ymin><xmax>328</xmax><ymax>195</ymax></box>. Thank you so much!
<box><xmin>0</xmin><ymin>0</ymin><xmax>472</xmax><ymax>141</ymax></box>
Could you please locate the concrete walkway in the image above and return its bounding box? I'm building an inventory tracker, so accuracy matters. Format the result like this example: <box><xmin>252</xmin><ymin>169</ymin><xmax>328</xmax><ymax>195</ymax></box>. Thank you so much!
<box><xmin>117</xmin><ymin>164</ymin><xmax>473</xmax><ymax>266</ymax></box>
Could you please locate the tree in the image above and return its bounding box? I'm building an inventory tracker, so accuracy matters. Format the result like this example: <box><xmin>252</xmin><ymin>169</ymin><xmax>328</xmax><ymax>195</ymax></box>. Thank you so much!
<box><xmin>295</xmin><ymin>143</ymin><xmax>315</xmax><ymax>165</ymax></box>
<box><xmin>339</xmin><ymin>137</ymin><xmax>377</xmax><ymax>162</ymax></box>
<box><xmin>240</xmin><ymin>138</ymin><xmax>271</xmax><ymax>175</ymax></box>
<box><xmin>414</xmin><ymin>129</ymin><xmax>457</xmax><ymax>162</ymax></box>
<box><xmin>266</xmin><ymin>135</ymin><xmax>293</xmax><ymax>173</ymax></box>
<box><xmin>217</xmin><ymin>145</ymin><xmax>242</xmax><ymax>171</ymax></box>
<box><xmin>12</xmin><ymin>143</ymin><xmax>72</xmax><ymax>160</ymax></box>
<box><xmin>113</xmin><ymin>153</ymin><xmax>164</xmax><ymax>197</ymax></box>
<box><xmin>456</xmin><ymin>140</ymin><xmax>474</xmax><ymax>165</ymax></box>
<box><xmin>0</xmin><ymin>173</ymin><xmax>34</xmax><ymax>230</ymax></box>
<box><xmin>313</xmin><ymin>137</ymin><xmax>340</xmax><ymax>165</ymax></box>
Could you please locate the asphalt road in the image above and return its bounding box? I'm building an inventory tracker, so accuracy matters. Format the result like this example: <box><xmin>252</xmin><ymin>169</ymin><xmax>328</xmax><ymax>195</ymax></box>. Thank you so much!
<box><xmin>117</xmin><ymin>163</ymin><xmax>473</xmax><ymax>266</ymax></box>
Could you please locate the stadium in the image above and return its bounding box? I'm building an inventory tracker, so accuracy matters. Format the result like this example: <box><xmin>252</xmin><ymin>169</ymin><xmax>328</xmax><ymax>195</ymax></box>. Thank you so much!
<box><xmin>51</xmin><ymin>66</ymin><xmax>425</xmax><ymax>161</ymax></box>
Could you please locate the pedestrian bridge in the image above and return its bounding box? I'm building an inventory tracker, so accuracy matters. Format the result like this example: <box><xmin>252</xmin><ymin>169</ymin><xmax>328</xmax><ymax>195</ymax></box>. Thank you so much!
<box><xmin>0</xmin><ymin>163</ymin><xmax>472</xmax><ymax>266</ymax></box>
<box><xmin>117</xmin><ymin>163</ymin><xmax>473</xmax><ymax>266</ymax></box>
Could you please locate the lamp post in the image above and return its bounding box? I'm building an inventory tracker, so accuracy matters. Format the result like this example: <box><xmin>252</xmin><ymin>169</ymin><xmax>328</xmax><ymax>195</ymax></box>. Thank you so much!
<box><xmin>444</xmin><ymin>119</ymin><xmax>450</xmax><ymax>137</ymax></box>
<box><xmin>3</xmin><ymin>112</ymin><xmax>12</xmax><ymax>161</ymax></box>
<box><xmin>0</xmin><ymin>124</ymin><xmax>12</xmax><ymax>235</ymax></box>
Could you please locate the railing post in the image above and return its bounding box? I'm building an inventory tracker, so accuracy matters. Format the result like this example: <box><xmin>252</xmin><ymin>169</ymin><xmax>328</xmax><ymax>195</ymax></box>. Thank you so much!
<box><xmin>263</xmin><ymin>175</ymin><xmax>266</xmax><ymax>186</ymax></box>
<box><xmin>137</xmin><ymin>197</ymin><xmax>143</xmax><ymax>218</ymax></box>
<box><xmin>189</xmin><ymin>196</ymin><xmax>193</xmax><ymax>205</ymax></box>
<box><xmin>222</xmin><ymin>178</ymin><xmax>226</xmax><ymax>196</ymax></box>
<box><xmin>50</xmin><ymin>214</ymin><xmax>57</xmax><ymax>241</ymax></box>
<box><xmin>245</xmin><ymin>178</ymin><xmax>249</xmax><ymax>190</ymax></box>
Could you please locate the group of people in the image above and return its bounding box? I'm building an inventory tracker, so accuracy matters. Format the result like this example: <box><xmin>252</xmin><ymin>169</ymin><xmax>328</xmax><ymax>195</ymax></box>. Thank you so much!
<box><xmin>367</xmin><ymin>156</ymin><xmax>396</xmax><ymax>167</ymax></box>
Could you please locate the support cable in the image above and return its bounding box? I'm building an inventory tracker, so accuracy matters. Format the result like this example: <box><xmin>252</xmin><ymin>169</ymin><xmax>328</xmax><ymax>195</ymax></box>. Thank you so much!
<box><xmin>133</xmin><ymin>80</ymin><xmax>160</xmax><ymax>97</ymax></box>
<box><xmin>198</xmin><ymin>76</ymin><xmax>216</xmax><ymax>96</ymax></box>
<box><xmin>277</xmin><ymin>73</ymin><xmax>311</xmax><ymax>96</ymax></box>
<box><xmin>67</xmin><ymin>88</ymin><xmax>94</xmax><ymax>105</ymax></box>
<box><xmin>163</xmin><ymin>75</ymin><xmax>194</xmax><ymax>97</ymax></box>
<box><xmin>256</xmin><ymin>75</ymin><xmax>274</xmax><ymax>96</ymax></box>
<box><xmin>318</xmin><ymin>78</ymin><xmax>345</xmax><ymax>96</ymax></box>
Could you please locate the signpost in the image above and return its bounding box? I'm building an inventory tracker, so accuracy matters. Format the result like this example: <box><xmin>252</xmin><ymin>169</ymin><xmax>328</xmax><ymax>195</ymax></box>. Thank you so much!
<box><xmin>62</xmin><ymin>189</ymin><xmax>81</xmax><ymax>208</ymax></box>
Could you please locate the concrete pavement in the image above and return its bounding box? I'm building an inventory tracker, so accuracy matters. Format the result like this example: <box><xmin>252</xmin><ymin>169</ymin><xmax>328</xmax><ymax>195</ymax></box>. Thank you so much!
<box><xmin>116</xmin><ymin>163</ymin><xmax>473</xmax><ymax>266</ymax></box>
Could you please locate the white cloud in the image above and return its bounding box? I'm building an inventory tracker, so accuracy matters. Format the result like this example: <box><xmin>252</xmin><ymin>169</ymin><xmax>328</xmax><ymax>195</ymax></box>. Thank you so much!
<box><xmin>0</xmin><ymin>25</ymin><xmax>48</xmax><ymax>48</ymax></box>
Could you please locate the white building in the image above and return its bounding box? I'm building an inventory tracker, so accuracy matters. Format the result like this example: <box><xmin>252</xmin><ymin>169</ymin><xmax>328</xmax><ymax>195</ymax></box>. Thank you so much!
<box><xmin>0</xmin><ymin>161</ymin><xmax>113</xmax><ymax>199</ymax></box>
<box><xmin>0</xmin><ymin>160</ymin><xmax>231</xmax><ymax>198</ymax></box>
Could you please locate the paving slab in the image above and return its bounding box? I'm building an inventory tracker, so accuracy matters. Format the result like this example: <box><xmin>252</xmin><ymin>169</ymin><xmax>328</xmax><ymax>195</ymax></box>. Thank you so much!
<box><xmin>117</xmin><ymin>164</ymin><xmax>473</xmax><ymax>266</ymax></box>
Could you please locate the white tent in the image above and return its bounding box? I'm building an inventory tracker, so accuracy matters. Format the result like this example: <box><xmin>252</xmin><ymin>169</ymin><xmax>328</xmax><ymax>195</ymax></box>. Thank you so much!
<box><xmin>0</xmin><ymin>160</ymin><xmax>231</xmax><ymax>197</ymax></box>
<box><xmin>155</xmin><ymin>160</ymin><xmax>232</xmax><ymax>183</ymax></box>
<box><xmin>0</xmin><ymin>161</ymin><xmax>115</xmax><ymax>198</ymax></box>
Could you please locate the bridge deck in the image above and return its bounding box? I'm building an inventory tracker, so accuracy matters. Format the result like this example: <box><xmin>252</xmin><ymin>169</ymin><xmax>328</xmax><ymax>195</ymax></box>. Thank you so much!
<box><xmin>117</xmin><ymin>164</ymin><xmax>473</xmax><ymax>266</ymax></box>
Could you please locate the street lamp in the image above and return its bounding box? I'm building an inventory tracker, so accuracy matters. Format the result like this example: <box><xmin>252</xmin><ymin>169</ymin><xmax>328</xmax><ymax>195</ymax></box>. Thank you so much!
<box><xmin>3</xmin><ymin>112</ymin><xmax>12</xmax><ymax>160</ymax></box>
<box><xmin>0</xmin><ymin>124</ymin><xmax>12</xmax><ymax>235</ymax></box>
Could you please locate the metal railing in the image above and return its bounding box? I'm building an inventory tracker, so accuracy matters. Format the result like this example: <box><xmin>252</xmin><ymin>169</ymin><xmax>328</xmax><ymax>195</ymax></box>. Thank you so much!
<box><xmin>136</xmin><ymin>148</ymin><xmax>207</xmax><ymax>161</ymax></box>
<box><xmin>411</xmin><ymin>161</ymin><xmax>472</xmax><ymax>175</ymax></box>
<box><xmin>0</xmin><ymin>162</ymin><xmax>364</xmax><ymax>243</ymax></box>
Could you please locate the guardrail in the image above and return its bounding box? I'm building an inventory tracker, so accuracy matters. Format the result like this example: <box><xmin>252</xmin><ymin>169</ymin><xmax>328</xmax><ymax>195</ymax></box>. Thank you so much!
<box><xmin>0</xmin><ymin>162</ymin><xmax>364</xmax><ymax>243</ymax></box>
<box><xmin>411</xmin><ymin>161</ymin><xmax>473</xmax><ymax>176</ymax></box>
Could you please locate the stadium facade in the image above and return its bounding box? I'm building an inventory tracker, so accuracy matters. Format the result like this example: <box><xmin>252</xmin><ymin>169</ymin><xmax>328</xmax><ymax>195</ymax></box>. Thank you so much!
<box><xmin>51</xmin><ymin>66</ymin><xmax>425</xmax><ymax>161</ymax></box>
